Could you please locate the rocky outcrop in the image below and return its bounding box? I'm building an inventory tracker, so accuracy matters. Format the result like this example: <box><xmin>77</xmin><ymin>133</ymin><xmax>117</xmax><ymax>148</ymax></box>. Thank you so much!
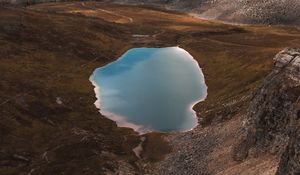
<box><xmin>233</xmin><ymin>48</ymin><xmax>300</xmax><ymax>174</ymax></box>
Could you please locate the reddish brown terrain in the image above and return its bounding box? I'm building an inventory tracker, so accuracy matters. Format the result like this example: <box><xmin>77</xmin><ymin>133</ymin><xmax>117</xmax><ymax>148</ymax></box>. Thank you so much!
<box><xmin>0</xmin><ymin>1</ymin><xmax>299</xmax><ymax>174</ymax></box>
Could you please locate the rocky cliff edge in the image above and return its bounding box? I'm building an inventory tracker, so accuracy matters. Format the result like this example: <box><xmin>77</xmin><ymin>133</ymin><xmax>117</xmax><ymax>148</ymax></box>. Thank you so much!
<box><xmin>233</xmin><ymin>48</ymin><xmax>300</xmax><ymax>175</ymax></box>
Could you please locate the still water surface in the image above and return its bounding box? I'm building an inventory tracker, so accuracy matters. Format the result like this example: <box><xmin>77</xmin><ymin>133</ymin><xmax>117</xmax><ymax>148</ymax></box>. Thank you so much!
<box><xmin>90</xmin><ymin>47</ymin><xmax>207</xmax><ymax>133</ymax></box>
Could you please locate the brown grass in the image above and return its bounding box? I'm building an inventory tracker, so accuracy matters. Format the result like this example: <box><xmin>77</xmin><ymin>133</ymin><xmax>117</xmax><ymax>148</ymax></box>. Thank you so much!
<box><xmin>1</xmin><ymin>2</ymin><xmax>300</xmax><ymax>174</ymax></box>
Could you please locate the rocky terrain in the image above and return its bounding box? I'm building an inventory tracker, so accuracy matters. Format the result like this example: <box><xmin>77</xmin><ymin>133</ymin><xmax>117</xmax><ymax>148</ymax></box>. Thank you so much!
<box><xmin>233</xmin><ymin>48</ymin><xmax>300</xmax><ymax>174</ymax></box>
<box><xmin>114</xmin><ymin>0</ymin><xmax>300</xmax><ymax>25</ymax></box>
<box><xmin>1</xmin><ymin>1</ymin><xmax>300</xmax><ymax>175</ymax></box>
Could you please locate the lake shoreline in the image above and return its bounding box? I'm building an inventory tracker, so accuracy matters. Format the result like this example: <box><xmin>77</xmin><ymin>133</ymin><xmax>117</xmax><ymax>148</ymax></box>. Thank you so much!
<box><xmin>90</xmin><ymin>47</ymin><xmax>207</xmax><ymax>134</ymax></box>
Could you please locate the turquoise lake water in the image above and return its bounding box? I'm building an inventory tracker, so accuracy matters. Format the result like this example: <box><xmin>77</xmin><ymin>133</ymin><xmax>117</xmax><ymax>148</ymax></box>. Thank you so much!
<box><xmin>90</xmin><ymin>47</ymin><xmax>207</xmax><ymax>133</ymax></box>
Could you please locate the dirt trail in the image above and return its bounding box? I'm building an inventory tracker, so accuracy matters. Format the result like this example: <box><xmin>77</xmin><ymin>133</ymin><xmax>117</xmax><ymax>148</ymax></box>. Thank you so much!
<box><xmin>81</xmin><ymin>2</ymin><xmax>133</xmax><ymax>23</ymax></box>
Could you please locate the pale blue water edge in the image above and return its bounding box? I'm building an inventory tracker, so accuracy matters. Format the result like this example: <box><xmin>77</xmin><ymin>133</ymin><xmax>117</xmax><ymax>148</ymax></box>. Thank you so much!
<box><xmin>90</xmin><ymin>47</ymin><xmax>207</xmax><ymax>134</ymax></box>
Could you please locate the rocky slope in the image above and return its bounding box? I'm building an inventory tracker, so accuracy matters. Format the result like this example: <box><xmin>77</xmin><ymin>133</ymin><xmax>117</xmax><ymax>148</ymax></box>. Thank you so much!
<box><xmin>233</xmin><ymin>48</ymin><xmax>300</xmax><ymax>174</ymax></box>
<box><xmin>113</xmin><ymin>0</ymin><xmax>300</xmax><ymax>25</ymax></box>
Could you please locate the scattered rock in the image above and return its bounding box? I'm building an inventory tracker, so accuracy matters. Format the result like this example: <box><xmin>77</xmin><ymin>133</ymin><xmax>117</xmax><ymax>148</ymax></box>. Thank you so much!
<box><xmin>56</xmin><ymin>97</ymin><xmax>63</xmax><ymax>105</ymax></box>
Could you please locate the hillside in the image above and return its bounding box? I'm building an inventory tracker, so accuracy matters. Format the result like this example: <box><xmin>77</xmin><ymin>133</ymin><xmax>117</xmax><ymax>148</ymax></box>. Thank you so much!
<box><xmin>0</xmin><ymin>1</ymin><xmax>299</xmax><ymax>174</ymax></box>
<box><xmin>3</xmin><ymin>0</ymin><xmax>300</xmax><ymax>25</ymax></box>
<box><xmin>113</xmin><ymin>0</ymin><xmax>300</xmax><ymax>25</ymax></box>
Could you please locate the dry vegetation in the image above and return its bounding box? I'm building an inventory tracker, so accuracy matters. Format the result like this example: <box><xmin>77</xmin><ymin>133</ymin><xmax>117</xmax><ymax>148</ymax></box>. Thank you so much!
<box><xmin>1</xmin><ymin>1</ymin><xmax>300</xmax><ymax>174</ymax></box>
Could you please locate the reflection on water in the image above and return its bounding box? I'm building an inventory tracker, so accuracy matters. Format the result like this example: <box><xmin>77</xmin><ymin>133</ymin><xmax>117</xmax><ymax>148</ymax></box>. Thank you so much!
<box><xmin>90</xmin><ymin>47</ymin><xmax>207</xmax><ymax>133</ymax></box>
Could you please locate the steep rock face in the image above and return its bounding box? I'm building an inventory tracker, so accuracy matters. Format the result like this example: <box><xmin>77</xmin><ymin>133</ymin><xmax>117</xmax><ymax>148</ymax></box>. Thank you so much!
<box><xmin>277</xmin><ymin>129</ymin><xmax>300</xmax><ymax>175</ymax></box>
<box><xmin>233</xmin><ymin>48</ymin><xmax>300</xmax><ymax>174</ymax></box>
